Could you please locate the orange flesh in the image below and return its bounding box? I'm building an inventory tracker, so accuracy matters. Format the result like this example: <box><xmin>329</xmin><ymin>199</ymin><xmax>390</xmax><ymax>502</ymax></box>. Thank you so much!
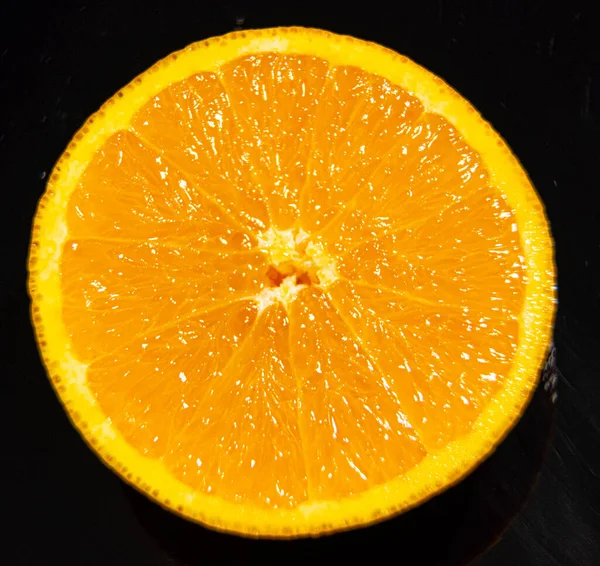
<box><xmin>62</xmin><ymin>53</ymin><xmax>525</xmax><ymax>510</ymax></box>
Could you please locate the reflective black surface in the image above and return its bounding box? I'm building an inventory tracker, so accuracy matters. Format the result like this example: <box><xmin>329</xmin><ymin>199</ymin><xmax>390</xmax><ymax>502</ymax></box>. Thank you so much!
<box><xmin>3</xmin><ymin>1</ymin><xmax>599</xmax><ymax>564</ymax></box>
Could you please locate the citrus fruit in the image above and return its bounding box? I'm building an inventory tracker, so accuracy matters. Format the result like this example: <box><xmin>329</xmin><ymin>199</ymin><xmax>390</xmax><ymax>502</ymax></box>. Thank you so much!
<box><xmin>28</xmin><ymin>27</ymin><xmax>556</xmax><ymax>537</ymax></box>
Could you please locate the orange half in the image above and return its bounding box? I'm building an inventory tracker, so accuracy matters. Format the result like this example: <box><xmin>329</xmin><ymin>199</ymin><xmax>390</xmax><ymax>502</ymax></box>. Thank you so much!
<box><xmin>28</xmin><ymin>27</ymin><xmax>556</xmax><ymax>537</ymax></box>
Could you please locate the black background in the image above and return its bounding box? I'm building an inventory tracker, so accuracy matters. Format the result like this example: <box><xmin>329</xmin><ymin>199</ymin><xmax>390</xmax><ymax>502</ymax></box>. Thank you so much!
<box><xmin>2</xmin><ymin>1</ymin><xmax>600</xmax><ymax>564</ymax></box>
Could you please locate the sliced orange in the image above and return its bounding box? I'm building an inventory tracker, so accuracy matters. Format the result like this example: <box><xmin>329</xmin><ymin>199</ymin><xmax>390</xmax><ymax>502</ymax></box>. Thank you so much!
<box><xmin>28</xmin><ymin>28</ymin><xmax>556</xmax><ymax>537</ymax></box>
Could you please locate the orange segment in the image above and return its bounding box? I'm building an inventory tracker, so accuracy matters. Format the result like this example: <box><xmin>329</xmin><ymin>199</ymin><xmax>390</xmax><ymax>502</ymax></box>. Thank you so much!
<box><xmin>87</xmin><ymin>300</ymin><xmax>258</xmax><ymax>460</ymax></box>
<box><xmin>316</xmin><ymin>113</ymin><xmax>489</xmax><ymax>253</ymax></box>
<box><xmin>219</xmin><ymin>54</ymin><xmax>329</xmax><ymax>229</ymax></box>
<box><xmin>299</xmin><ymin>66</ymin><xmax>424</xmax><ymax>233</ymax></box>
<box><xmin>28</xmin><ymin>28</ymin><xmax>556</xmax><ymax>537</ymax></box>
<box><xmin>167</xmin><ymin>302</ymin><xmax>306</xmax><ymax>509</ymax></box>
<box><xmin>337</xmin><ymin>186</ymin><xmax>525</xmax><ymax>310</ymax></box>
<box><xmin>327</xmin><ymin>280</ymin><xmax>518</xmax><ymax>449</ymax></box>
<box><xmin>89</xmin><ymin>301</ymin><xmax>307</xmax><ymax>509</ymax></box>
<box><xmin>289</xmin><ymin>287</ymin><xmax>426</xmax><ymax>499</ymax></box>
<box><xmin>67</xmin><ymin>131</ymin><xmax>257</xmax><ymax>249</ymax></box>
<box><xmin>130</xmin><ymin>74</ymin><xmax>269</xmax><ymax>231</ymax></box>
<box><xmin>62</xmin><ymin>239</ymin><xmax>267</xmax><ymax>361</ymax></box>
